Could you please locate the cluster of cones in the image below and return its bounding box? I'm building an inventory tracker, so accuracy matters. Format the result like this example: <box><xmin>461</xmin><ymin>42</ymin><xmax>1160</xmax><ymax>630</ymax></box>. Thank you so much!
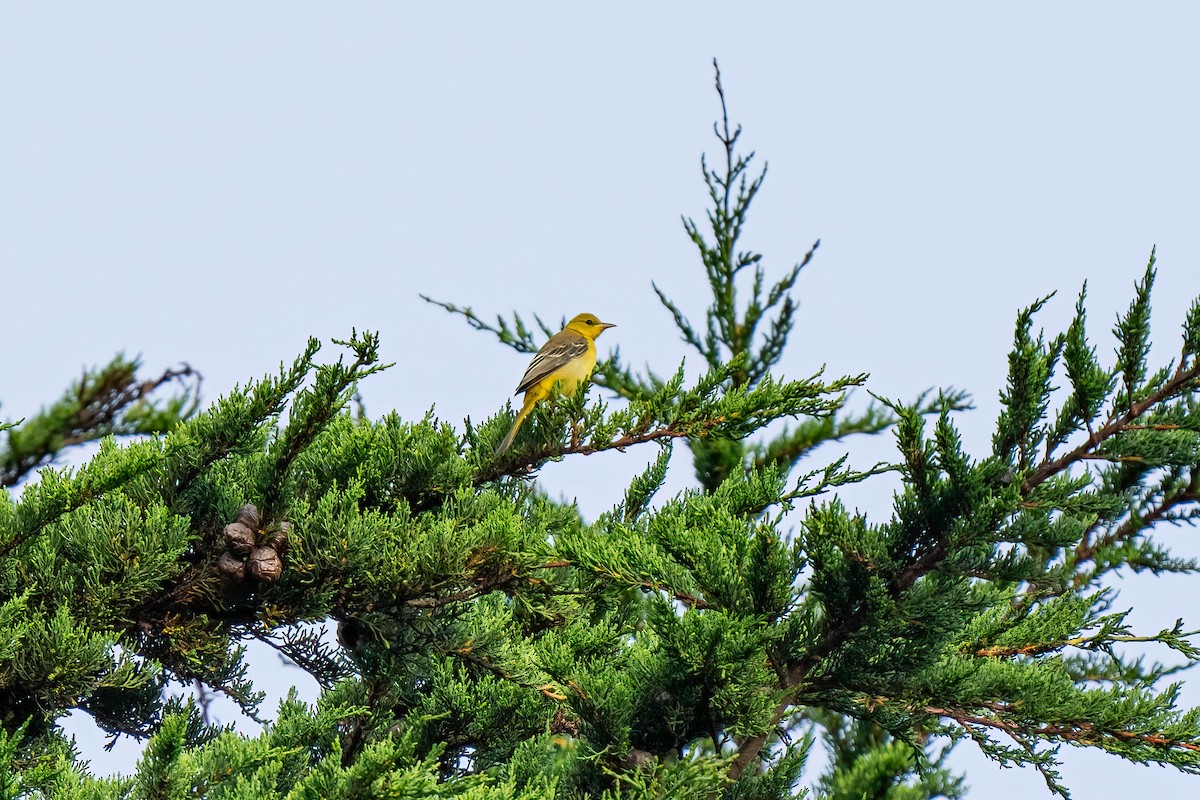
<box><xmin>217</xmin><ymin>503</ymin><xmax>289</xmax><ymax>584</ymax></box>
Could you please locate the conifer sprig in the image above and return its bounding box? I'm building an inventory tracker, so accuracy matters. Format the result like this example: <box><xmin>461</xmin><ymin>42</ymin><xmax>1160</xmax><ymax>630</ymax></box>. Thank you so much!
<box><xmin>259</xmin><ymin>330</ymin><xmax>390</xmax><ymax>515</ymax></box>
<box><xmin>1</xmin><ymin>357</ymin><xmax>199</xmax><ymax>488</ymax></box>
<box><xmin>658</xmin><ymin>59</ymin><xmax>814</xmax><ymax>389</ymax></box>
<box><xmin>752</xmin><ymin>388</ymin><xmax>971</xmax><ymax>475</ymax></box>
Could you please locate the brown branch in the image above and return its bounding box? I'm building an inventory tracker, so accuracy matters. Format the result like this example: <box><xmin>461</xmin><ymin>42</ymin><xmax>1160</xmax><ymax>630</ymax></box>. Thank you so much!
<box><xmin>973</xmin><ymin>626</ymin><xmax>1189</xmax><ymax>659</ymax></box>
<box><xmin>1122</xmin><ymin>424</ymin><xmax>1185</xmax><ymax>431</ymax></box>
<box><xmin>729</xmin><ymin>702</ymin><xmax>797</xmax><ymax>779</ymax></box>
<box><xmin>928</xmin><ymin>705</ymin><xmax>1200</xmax><ymax>753</ymax></box>
<box><xmin>403</xmin><ymin>587</ymin><xmax>489</xmax><ymax>608</ymax></box>
<box><xmin>976</xmin><ymin>642</ymin><xmax>1067</xmax><ymax>659</ymax></box>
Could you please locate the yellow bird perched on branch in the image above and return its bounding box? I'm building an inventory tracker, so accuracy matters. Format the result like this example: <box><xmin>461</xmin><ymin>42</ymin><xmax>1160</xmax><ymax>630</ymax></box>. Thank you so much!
<box><xmin>495</xmin><ymin>313</ymin><xmax>616</xmax><ymax>455</ymax></box>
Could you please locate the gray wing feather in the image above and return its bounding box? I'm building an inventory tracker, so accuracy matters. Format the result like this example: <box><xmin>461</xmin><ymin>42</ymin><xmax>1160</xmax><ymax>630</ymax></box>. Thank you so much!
<box><xmin>515</xmin><ymin>334</ymin><xmax>588</xmax><ymax>394</ymax></box>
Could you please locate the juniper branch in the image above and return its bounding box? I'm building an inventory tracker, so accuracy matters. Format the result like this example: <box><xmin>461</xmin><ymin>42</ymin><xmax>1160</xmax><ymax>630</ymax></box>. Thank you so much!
<box><xmin>2</xmin><ymin>359</ymin><xmax>200</xmax><ymax>488</ymax></box>
<box><xmin>1022</xmin><ymin>338</ymin><xmax>1200</xmax><ymax>495</ymax></box>
<box><xmin>927</xmin><ymin>704</ymin><xmax>1200</xmax><ymax>753</ymax></box>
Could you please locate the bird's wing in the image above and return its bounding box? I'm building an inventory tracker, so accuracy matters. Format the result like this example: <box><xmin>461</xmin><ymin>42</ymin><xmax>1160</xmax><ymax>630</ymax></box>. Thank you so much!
<box><xmin>515</xmin><ymin>330</ymin><xmax>589</xmax><ymax>394</ymax></box>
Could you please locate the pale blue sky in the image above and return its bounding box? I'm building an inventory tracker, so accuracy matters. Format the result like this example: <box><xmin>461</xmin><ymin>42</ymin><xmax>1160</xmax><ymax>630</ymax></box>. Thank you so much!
<box><xmin>4</xmin><ymin>4</ymin><xmax>1199</xmax><ymax>796</ymax></box>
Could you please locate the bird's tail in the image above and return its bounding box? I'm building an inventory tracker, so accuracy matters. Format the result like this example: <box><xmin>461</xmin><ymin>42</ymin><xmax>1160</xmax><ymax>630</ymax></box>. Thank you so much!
<box><xmin>495</xmin><ymin>400</ymin><xmax>534</xmax><ymax>456</ymax></box>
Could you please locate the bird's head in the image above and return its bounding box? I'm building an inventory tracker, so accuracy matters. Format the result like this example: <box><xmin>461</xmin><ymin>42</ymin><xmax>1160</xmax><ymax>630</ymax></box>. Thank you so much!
<box><xmin>566</xmin><ymin>313</ymin><xmax>616</xmax><ymax>340</ymax></box>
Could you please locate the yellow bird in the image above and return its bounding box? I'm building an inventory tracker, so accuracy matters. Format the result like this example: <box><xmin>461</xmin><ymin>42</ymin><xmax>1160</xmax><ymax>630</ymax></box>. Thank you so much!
<box><xmin>496</xmin><ymin>313</ymin><xmax>616</xmax><ymax>455</ymax></box>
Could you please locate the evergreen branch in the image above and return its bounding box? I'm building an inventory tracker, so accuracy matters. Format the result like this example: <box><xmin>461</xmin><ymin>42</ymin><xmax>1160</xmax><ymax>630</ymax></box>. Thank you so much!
<box><xmin>260</xmin><ymin>331</ymin><xmax>389</xmax><ymax>516</ymax></box>
<box><xmin>164</xmin><ymin>651</ymin><xmax>265</xmax><ymax>724</ymax></box>
<box><xmin>1046</xmin><ymin>283</ymin><xmax>1115</xmax><ymax>455</ymax></box>
<box><xmin>927</xmin><ymin>704</ymin><xmax>1200</xmax><ymax>753</ymax></box>
<box><xmin>730</xmin><ymin>704</ymin><xmax>797</xmax><ymax>780</ymax></box>
<box><xmin>729</xmin><ymin>446</ymin><xmax>982</xmax><ymax>778</ymax></box>
<box><xmin>591</xmin><ymin>346</ymin><xmax>663</xmax><ymax>401</ymax></box>
<box><xmin>652</xmin><ymin>280</ymin><xmax>714</xmax><ymax>367</ymax></box>
<box><xmin>672</xmin><ymin>60</ymin><xmax>812</xmax><ymax>391</ymax></box>
<box><xmin>2</xmin><ymin>358</ymin><xmax>200</xmax><ymax>488</ymax></box>
<box><xmin>751</xmin><ymin>389</ymin><xmax>971</xmax><ymax>473</ymax></box>
<box><xmin>337</xmin><ymin>677</ymin><xmax>390</xmax><ymax>769</ymax></box>
<box><xmin>341</xmin><ymin>558</ymin><xmax>571</xmax><ymax>619</ymax></box>
<box><xmin>779</xmin><ymin>457</ymin><xmax>893</xmax><ymax>505</ymax></box>
<box><xmin>403</xmin><ymin>587</ymin><xmax>492</xmax><ymax>608</ymax></box>
<box><xmin>1113</xmin><ymin>251</ymin><xmax>1156</xmax><ymax>411</ymax></box>
<box><xmin>0</xmin><ymin>439</ymin><xmax>161</xmax><ymax>560</ymax></box>
<box><xmin>419</xmin><ymin>295</ymin><xmax>543</xmax><ymax>354</ymax></box>
<box><xmin>621</xmin><ymin>443</ymin><xmax>673</xmax><ymax>521</ymax></box>
<box><xmin>745</xmin><ymin>241</ymin><xmax>819</xmax><ymax>386</ymax></box>
<box><xmin>747</xmin><ymin>295</ymin><xmax>795</xmax><ymax>387</ymax></box>
<box><xmin>731</xmin><ymin>598</ymin><xmax>891</xmax><ymax>779</ymax></box>
<box><xmin>164</xmin><ymin>338</ymin><xmax>323</xmax><ymax>494</ymax></box>
<box><xmin>1022</xmin><ymin>358</ymin><xmax>1200</xmax><ymax>494</ymax></box>
<box><xmin>734</xmin><ymin>393</ymin><xmax>1014</xmax><ymax>778</ymax></box>
<box><xmin>635</xmin><ymin>582</ymin><xmax>713</xmax><ymax>610</ymax></box>
<box><xmin>474</xmin><ymin>424</ymin><xmax>697</xmax><ymax>486</ymax></box>
<box><xmin>476</xmin><ymin>365</ymin><xmax>863</xmax><ymax>485</ymax></box>
<box><xmin>993</xmin><ymin>294</ymin><xmax>1062</xmax><ymax>470</ymax></box>
<box><xmin>442</xmin><ymin>644</ymin><xmax>567</xmax><ymax>702</ymax></box>
<box><xmin>1063</xmin><ymin>650</ymin><xmax>1197</xmax><ymax>686</ymax></box>
<box><xmin>1183</xmin><ymin>296</ymin><xmax>1200</xmax><ymax>364</ymax></box>
<box><xmin>255</xmin><ymin>626</ymin><xmax>355</xmax><ymax>690</ymax></box>
<box><xmin>1072</xmin><ymin>469</ymin><xmax>1199</xmax><ymax>583</ymax></box>
<box><xmin>976</xmin><ymin>625</ymin><xmax>1200</xmax><ymax>660</ymax></box>
<box><xmin>1121</xmin><ymin>423</ymin><xmax>1190</xmax><ymax>431</ymax></box>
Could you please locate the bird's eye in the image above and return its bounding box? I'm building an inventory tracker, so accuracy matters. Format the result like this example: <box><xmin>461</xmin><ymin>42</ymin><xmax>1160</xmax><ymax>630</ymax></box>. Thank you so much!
<box><xmin>586</xmin><ymin>319</ymin><xmax>595</xmax><ymax>325</ymax></box>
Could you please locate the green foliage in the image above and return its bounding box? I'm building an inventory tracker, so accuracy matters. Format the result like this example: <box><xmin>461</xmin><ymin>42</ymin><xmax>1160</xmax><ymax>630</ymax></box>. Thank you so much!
<box><xmin>1046</xmin><ymin>284</ymin><xmax>1115</xmax><ymax>454</ymax></box>
<box><xmin>4</xmin><ymin>65</ymin><xmax>1200</xmax><ymax>800</ymax></box>
<box><xmin>1114</xmin><ymin>252</ymin><xmax>1156</xmax><ymax>411</ymax></box>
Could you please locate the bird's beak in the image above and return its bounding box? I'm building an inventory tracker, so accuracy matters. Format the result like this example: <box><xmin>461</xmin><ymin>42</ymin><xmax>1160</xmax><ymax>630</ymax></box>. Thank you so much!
<box><xmin>599</xmin><ymin>322</ymin><xmax>617</xmax><ymax>331</ymax></box>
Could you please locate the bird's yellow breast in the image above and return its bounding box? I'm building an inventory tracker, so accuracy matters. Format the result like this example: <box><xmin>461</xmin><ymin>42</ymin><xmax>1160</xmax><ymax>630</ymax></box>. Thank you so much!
<box><xmin>550</xmin><ymin>340</ymin><xmax>596</xmax><ymax>396</ymax></box>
